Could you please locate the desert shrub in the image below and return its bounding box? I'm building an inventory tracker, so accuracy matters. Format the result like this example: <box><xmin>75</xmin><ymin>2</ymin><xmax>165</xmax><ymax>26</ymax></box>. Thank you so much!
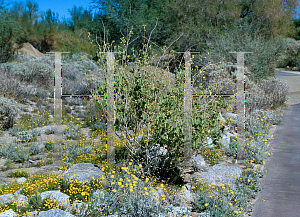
<box><xmin>61</xmin><ymin>141</ymin><xmax>94</xmax><ymax>163</ymax></box>
<box><xmin>16</xmin><ymin>131</ymin><xmax>33</xmax><ymax>143</ymax></box>
<box><xmin>91</xmin><ymin>121</ymin><xmax>107</xmax><ymax>131</ymax></box>
<box><xmin>63</xmin><ymin>123</ymin><xmax>82</xmax><ymax>140</ymax></box>
<box><xmin>0</xmin><ymin>96</ymin><xmax>22</xmax><ymax>130</ymax></box>
<box><xmin>0</xmin><ymin>70</ymin><xmax>32</xmax><ymax>104</ymax></box>
<box><xmin>9</xmin><ymin>125</ymin><xmax>26</xmax><ymax>136</ymax></box>
<box><xmin>29</xmin><ymin>143</ymin><xmax>41</xmax><ymax>155</ymax></box>
<box><xmin>7</xmin><ymin>170</ymin><xmax>29</xmax><ymax>178</ymax></box>
<box><xmin>30</xmin><ymin>129</ymin><xmax>41</xmax><ymax>137</ymax></box>
<box><xmin>7</xmin><ymin>61</ymin><xmax>52</xmax><ymax>87</ymax></box>
<box><xmin>256</xmin><ymin>77</ymin><xmax>290</xmax><ymax>108</ymax></box>
<box><xmin>44</xmin><ymin>140</ymin><xmax>54</xmax><ymax>151</ymax></box>
<box><xmin>199</xmin><ymin>21</ymin><xmax>288</xmax><ymax>82</ymax></box>
<box><xmin>4</xmin><ymin>143</ymin><xmax>30</xmax><ymax>163</ymax></box>
<box><xmin>45</xmin><ymin>127</ymin><xmax>56</xmax><ymax>135</ymax></box>
<box><xmin>276</xmin><ymin>37</ymin><xmax>300</xmax><ymax>68</ymax></box>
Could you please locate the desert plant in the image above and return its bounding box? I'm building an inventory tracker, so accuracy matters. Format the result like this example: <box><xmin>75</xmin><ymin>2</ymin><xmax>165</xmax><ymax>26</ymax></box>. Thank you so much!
<box><xmin>29</xmin><ymin>143</ymin><xmax>41</xmax><ymax>155</ymax></box>
<box><xmin>45</xmin><ymin>127</ymin><xmax>56</xmax><ymax>135</ymax></box>
<box><xmin>7</xmin><ymin>170</ymin><xmax>29</xmax><ymax>178</ymax></box>
<box><xmin>63</xmin><ymin>123</ymin><xmax>82</xmax><ymax>140</ymax></box>
<box><xmin>0</xmin><ymin>96</ymin><xmax>21</xmax><ymax>130</ymax></box>
<box><xmin>44</xmin><ymin>140</ymin><xmax>54</xmax><ymax>151</ymax></box>
<box><xmin>199</xmin><ymin>21</ymin><xmax>288</xmax><ymax>82</ymax></box>
<box><xmin>4</xmin><ymin>143</ymin><xmax>30</xmax><ymax>163</ymax></box>
<box><xmin>90</xmin><ymin>33</ymin><xmax>232</xmax><ymax>184</ymax></box>
<box><xmin>16</xmin><ymin>131</ymin><xmax>33</xmax><ymax>143</ymax></box>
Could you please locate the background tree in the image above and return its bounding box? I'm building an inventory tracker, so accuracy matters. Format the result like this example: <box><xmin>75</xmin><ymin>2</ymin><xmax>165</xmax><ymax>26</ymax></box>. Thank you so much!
<box><xmin>0</xmin><ymin>2</ymin><xmax>25</xmax><ymax>63</ymax></box>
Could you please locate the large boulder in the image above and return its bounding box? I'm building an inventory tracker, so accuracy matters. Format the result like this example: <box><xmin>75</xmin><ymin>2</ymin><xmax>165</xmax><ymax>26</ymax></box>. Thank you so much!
<box><xmin>36</xmin><ymin>209</ymin><xmax>75</xmax><ymax>217</ymax></box>
<box><xmin>63</xmin><ymin>163</ymin><xmax>106</xmax><ymax>185</ymax></box>
<box><xmin>37</xmin><ymin>191</ymin><xmax>70</xmax><ymax>209</ymax></box>
<box><xmin>0</xmin><ymin>192</ymin><xmax>28</xmax><ymax>207</ymax></box>
<box><xmin>0</xmin><ymin>209</ymin><xmax>17</xmax><ymax>217</ymax></box>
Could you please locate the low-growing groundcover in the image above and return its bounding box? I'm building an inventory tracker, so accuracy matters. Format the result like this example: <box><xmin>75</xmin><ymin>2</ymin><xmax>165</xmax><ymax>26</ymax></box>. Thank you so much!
<box><xmin>0</xmin><ymin>34</ymin><xmax>288</xmax><ymax>216</ymax></box>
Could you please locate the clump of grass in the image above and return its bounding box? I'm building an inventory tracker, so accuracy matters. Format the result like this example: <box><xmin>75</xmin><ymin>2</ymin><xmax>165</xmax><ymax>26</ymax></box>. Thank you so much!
<box><xmin>7</xmin><ymin>170</ymin><xmax>29</xmax><ymax>178</ymax></box>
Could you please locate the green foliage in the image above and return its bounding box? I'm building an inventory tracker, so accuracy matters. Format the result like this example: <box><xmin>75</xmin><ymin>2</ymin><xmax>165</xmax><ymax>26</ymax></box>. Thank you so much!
<box><xmin>201</xmin><ymin>21</ymin><xmax>288</xmax><ymax>82</ymax></box>
<box><xmin>4</xmin><ymin>143</ymin><xmax>30</xmax><ymax>163</ymax></box>
<box><xmin>45</xmin><ymin>127</ymin><xmax>56</xmax><ymax>135</ymax></box>
<box><xmin>0</xmin><ymin>159</ymin><xmax>13</xmax><ymax>171</ymax></box>
<box><xmin>0</xmin><ymin>8</ymin><xmax>25</xmax><ymax>63</ymax></box>
<box><xmin>44</xmin><ymin>141</ymin><xmax>54</xmax><ymax>151</ymax></box>
<box><xmin>0</xmin><ymin>96</ymin><xmax>22</xmax><ymax>130</ymax></box>
<box><xmin>29</xmin><ymin>143</ymin><xmax>40</xmax><ymax>155</ymax></box>
<box><xmin>63</xmin><ymin>123</ymin><xmax>82</xmax><ymax>140</ymax></box>
<box><xmin>16</xmin><ymin>131</ymin><xmax>33</xmax><ymax>143</ymax></box>
<box><xmin>90</xmin><ymin>36</ymin><xmax>230</xmax><ymax>184</ymax></box>
<box><xmin>7</xmin><ymin>170</ymin><xmax>29</xmax><ymax>178</ymax></box>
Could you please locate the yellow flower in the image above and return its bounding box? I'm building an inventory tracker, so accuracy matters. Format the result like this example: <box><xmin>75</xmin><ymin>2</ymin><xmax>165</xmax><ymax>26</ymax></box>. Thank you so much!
<box><xmin>139</xmin><ymin>164</ymin><xmax>142</xmax><ymax>168</ymax></box>
<box><xmin>205</xmin><ymin>203</ymin><xmax>208</xmax><ymax>206</ymax></box>
<box><xmin>112</xmin><ymin>189</ymin><xmax>116</xmax><ymax>193</ymax></box>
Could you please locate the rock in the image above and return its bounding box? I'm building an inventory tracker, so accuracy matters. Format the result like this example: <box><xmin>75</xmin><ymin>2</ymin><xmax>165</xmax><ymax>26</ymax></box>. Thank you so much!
<box><xmin>292</xmin><ymin>66</ymin><xmax>298</xmax><ymax>71</ymax></box>
<box><xmin>0</xmin><ymin>192</ymin><xmax>28</xmax><ymax>207</ymax></box>
<box><xmin>193</xmin><ymin>165</ymin><xmax>242</xmax><ymax>192</ymax></box>
<box><xmin>65</xmin><ymin>200</ymin><xmax>88</xmax><ymax>216</ymax></box>
<box><xmin>21</xmin><ymin>210</ymin><xmax>39</xmax><ymax>217</ymax></box>
<box><xmin>36</xmin><ymin>209</ymin><xmax>75</xmax><ymax>217</ymax></box>
<box><xmin>37</xmin><ymin>191</ymin><xmax>70</xmax><ymax>209</ymax></box>
<box><xmin>220</xmin><ymin>131</ymin><xmax>236</xmax><ymax>150</ymax></box>
<box><xmin>63</xmin><ymin>163</ymin><xmax>106</xmax><ymax>185</ymax></box>
<box><xmin>16</xmin><ymin>177</ymin><xmax>27</xmax><ymax>184</ymax></box>
<box><xmin>0</xmin><ymin>209</ymin><xmax>17</xmax><ymax>217</ymax></box>
<box><xmin>190</xmin><ymin>154</ymin><xmax>206</xmax><ymax>170</ymax></box>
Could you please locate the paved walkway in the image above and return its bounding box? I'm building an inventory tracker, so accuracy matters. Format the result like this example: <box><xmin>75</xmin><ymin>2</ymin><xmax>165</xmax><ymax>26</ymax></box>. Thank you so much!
<box><xmin>251</xmin><ymin>69</ymin><xmax>300</xmax><ymax>216</ymax></box>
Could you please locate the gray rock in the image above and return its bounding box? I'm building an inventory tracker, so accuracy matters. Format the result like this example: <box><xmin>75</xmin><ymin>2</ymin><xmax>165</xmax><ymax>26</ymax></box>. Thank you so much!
<box><xmin>21</xmin><ymin>210</ymin><xmax>39</xmax><ymax>217</ymax></box>
<box><xmin>16</xmin><ymin>177</ymin><xmax>27</xmax><ymax>184</ymax></box>
<box><xmin>190</xmin><ymin>154</ymin><xmax>206</xmax><ymax>169</ymax></box>
<box><xmin>220</xmin><ymin>131</ymin><xmax>236</xmax><ymax>149</ymax></box>
<box><xmin>37</xmin><ymin>191</ymin><xmax>70</xmax><ymax>209</ymax></box>
<box><xmin>0</xmin><ymin>192</ymin><xmax>28</xmax><ymax>207</ymax></box>
<box><xmin>0</xmin><ymin>209</ymin><xmax>17</xmax><ymax>217</ymax></box>
<box><xmin>36</xmin><ymin>209</ymin><xmax>75</xmax><ymax>217</ymax></box>
<box><xmin>63</xmin><ymin>163</ymin><xmax>106</xmax><ymax>185</ymax></box>
<box><xmin>194</xmin><ymin>165</ymin><xmax>242</xmax><ymax>191</ymax></box>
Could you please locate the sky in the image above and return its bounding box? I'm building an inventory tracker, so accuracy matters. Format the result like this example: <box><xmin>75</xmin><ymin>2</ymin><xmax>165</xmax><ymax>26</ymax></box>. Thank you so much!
<box><xmin>3</xmin><ymin>0</ymin><xmax>100</xmax><ymax>23</ymax></box>
<box><xmin>2</xmin><ymin>0</ymin><xmax>300</xmax><ymax>24</ymax></box>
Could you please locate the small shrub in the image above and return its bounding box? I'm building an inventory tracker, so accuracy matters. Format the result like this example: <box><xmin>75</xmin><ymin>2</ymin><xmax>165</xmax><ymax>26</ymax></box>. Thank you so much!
<box><xmin>5</xmin><ymin>143</ymin><xmax>30</xmax><ymax>163</ymax></box>
<box><xmin>0</xmin><ymin>96</ymin><xmax>21</xmax><ymax>130</ymax></box>
<box><xmin>9</xmin><ymin>125</ymin><xmax>26</xmax><ymax>136</ymax></box>
<box><xmin>45</xmin><ymin>127</ymin><xmax>56</xmax><ymax>135</ymax></box>
<box><xmin>44</xmin><ymin>140</ymin><xmax>54</xmax><ymax>151</ymax></box>
<box><xmin>91</xmin><ymin>121</ymin><xmax>107</xmax><ymax>131</ymax></box>
<box><xmin>31</xmin><ymin>128</ymin><xmax>41</xmax><ymax>137</ymax></box>
<box><xmin>63</xmin><ymin>123</ymin><xmax>82</xmax><ymax>140</ymax></box>
<box><xmin>30</xmin><ymin>159</ymin><xmax>53</xmax><ymax>167</ymax></box>
<box><xmin>46</xmin><ymin>152</ymin><xmax>54</xmax><ymax>158</ymax></box>
<box><xmin>0</xmin><ymin>159</ymin><xmax>13</xmax><ymax>171</ymax></box>
<box><xmin>7</xmin><ymin>170</ymin><xmax>29</xmax><ymax>178</ymax></box>
<box><xmin>16</xmin><ymin>131</ymin><xmax>33</xmax><ymax>143</ymax></box>
<box><xmin>29</xmin><ymin>143</ymin><xmax>40</xmax><ymax>155</ymax></box>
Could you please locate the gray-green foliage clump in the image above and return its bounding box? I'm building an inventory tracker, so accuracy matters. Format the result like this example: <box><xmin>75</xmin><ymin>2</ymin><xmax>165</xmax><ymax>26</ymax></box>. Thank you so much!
<box><xmin>16</xmin><ymin>131</ymin><xmax>33</xmax><ymax>143</ymax></box>
<box><xmin>0</xmin><ymin>96</ymin><xmax>21</xmax><ymax>130</ymax></box>
<box><xmin>198</xmin><ymin>21</ymin><xmax>288</xmax><ymax>82</ymax></box>
<box><xmin>276</xmin><ymin>37</ymin><xmax>300</xmax><ymax>68</ymax></box>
